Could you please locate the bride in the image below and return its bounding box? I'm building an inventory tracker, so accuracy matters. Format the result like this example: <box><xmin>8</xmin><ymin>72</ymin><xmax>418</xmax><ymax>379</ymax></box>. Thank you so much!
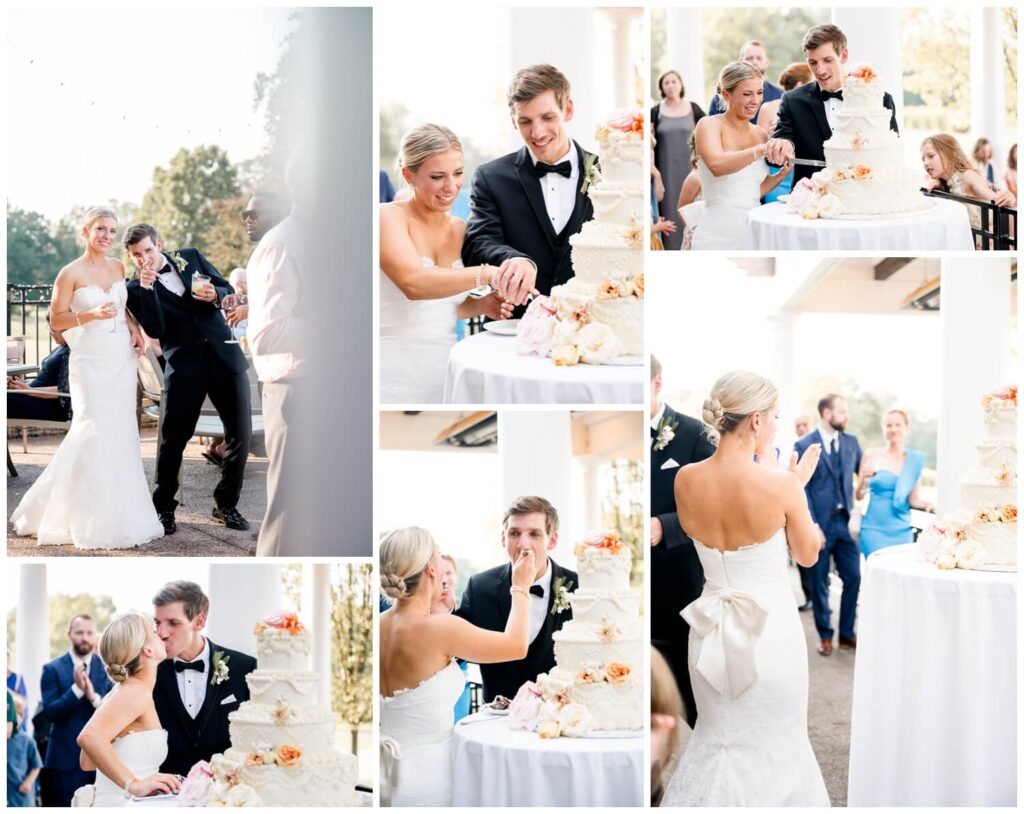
<box><xmin>11</xmin><ymin>208</ymin><xmax>164</xmax><ymax>548</ymax></box>
<box><xmin>379</xmin><ymin>527</ymin><xmax>532</xmax><ymax>806</ymax></box>
<box><xmin>72</xmin><ymin>614</ymin><xmax>181</xmax><ymax>806</ymax></box>
<box><xmin>660</xmin><ymin>371</ymin><xmax>830</xmax><ymax>806</ymax></box>
<box><xmin>379</xmin><ymin>124</ymin><xmax>513</xmax><ymax>404</ymax></box>
<box><xmin>691</xmin><ymin>63</ymin><xmax>789</xmax><ymax>250</ymax></box>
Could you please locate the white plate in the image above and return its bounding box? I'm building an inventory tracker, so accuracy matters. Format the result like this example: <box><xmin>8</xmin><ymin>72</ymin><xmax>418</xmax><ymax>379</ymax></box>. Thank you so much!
<box><xmin>483</xmin><ymin>319</ymin><xmax>520</xmax><ymax>336</ymax></box>
<box><xmin>777</xmin><ymin>194</ymin><xmax>791</xmax><ymax>203</ymax></box>
<box><xmin>960</xmin><ymin>562</ymin><xmax>1017</xmax><ymax>573</ymax></box>
<box><xmin>480</xmin><ymin>705</ymin><xmax>510</xmax><ymax>715</ymax></box>
<box><xmin>605</xmin><ymin>355</ymin><xmax>643</xmax><ymax>367</ymax></box>
<box><xmin>827</xmin><ymin>198</ymin><xmax>937</xmax><ymax>221</ymax></box>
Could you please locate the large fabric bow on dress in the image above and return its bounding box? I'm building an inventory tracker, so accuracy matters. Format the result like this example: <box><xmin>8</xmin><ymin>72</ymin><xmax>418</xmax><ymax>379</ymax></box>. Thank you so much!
<box><xmin>379</xmin><ymin>736</ymin><xmax>402</xmax><ymax>807</ymax></box>
<box><xmin>682</xmin><ymin>587</ymin><xmax>769</xmax><ymax>698</ymax></box>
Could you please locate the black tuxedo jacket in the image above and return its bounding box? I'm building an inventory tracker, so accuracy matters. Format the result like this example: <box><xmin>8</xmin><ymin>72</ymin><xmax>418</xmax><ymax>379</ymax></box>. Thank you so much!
<box><xmin>462</xmin><ymin>141</ymin><xmax>595</xmax><ymax>315</ymax></box>
<box><xmin>154</xmin><ymin>641</ymin><xmax>256</xmax><ymax>776</ymax></box>
<box><xmin>650</xmin><ymin>405</ymin><xmax>716</xmax><ymax>640</ymax></box>
<box><xmin>125</xmin><ymin>249</ymin><xmax>249</xmax><ymax>379</ymax></box>
<box><xmin>455</xmin><ymin>558</ymin><xmax>578</xmax><ymax>703</ymax></box>
<box><xmin>771</xmin><ymin>82</ymin><xmax>899</xmax><ymax>184</ymax></box>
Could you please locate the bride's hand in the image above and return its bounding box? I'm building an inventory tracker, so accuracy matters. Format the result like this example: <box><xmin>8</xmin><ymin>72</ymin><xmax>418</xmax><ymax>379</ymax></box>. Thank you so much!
<box><xmin>131</xmin><ymin>773</ymin><xmax>182</xmax><ymax>797</ymax></box>
<box><xmin>789</xmin><ymin>444</ymin><xmax>822</xmax><ymax>487</ymax></box>
<box><xmin>480</xmin><ymin>293</ymin><xmax>514</xmax><ymax>321</ymax></box>
<box><xmin>85</xmin><ymin>302</ymin><xmax>118</xmax><ymax>323</ymax></box>
<box><xmin>511</xmin><ymin>550</ymin><xmax>535</xmax><ymax>592</ymax></box>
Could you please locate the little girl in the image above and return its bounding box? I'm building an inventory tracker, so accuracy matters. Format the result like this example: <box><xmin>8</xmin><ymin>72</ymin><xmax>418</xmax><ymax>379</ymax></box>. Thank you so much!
<box><xmin>921</xmin><ymin>135</ymin><xmax>1015</xmax><ymax>233</ymax></box>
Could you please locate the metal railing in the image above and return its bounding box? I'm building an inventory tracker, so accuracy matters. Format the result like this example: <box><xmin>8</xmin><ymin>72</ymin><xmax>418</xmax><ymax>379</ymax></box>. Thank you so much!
<box><xmin>922</xmin><ymin>188</ymin><xmax>1017</xmax><ymax>251</ymax></box>
<box><xmin>7</xmin><ymin>284</ymin><xmax>56</xmax><ymax>368</ymax></box>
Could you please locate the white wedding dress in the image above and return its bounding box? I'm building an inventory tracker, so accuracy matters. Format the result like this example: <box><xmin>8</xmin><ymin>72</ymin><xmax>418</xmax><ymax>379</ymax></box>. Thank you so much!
<box><xmin>691</xmin><ymin>158</ymin><xmax>767</xmax><ymax>250</ymax></box>
<box><xmin>11</xmin><ymin>281</ymin><xmax>164</xmax><ymax>548</ymax></box>
<box><xmin>380</xmin><ymin>659</ymin><xmax>465</xmax><ymax>806</ymax></box>
<box><xmin>661</xmin><ymin>530</ymin><xmax>829</xmax><ymax>806</ymax></box>
<box><xmin>71</xmin><ymin>729</ymin><xmax>168</xmax><ymax>807</ymax></box>
<box><xmin>379</xmin><ymin>258</ymin><xmax>469</xmax><ymax>404</ymax></box>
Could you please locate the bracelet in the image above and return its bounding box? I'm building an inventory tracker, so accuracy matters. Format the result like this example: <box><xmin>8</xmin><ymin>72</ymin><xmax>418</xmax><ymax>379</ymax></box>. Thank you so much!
<box><xmin>75</xmin><ymin>313</ymin><xmax>82</xmax><ymax>327</ymax></box>
<box><xmin>475</xmin><ymin>265</ymin><xmax>485</xmax><ymax>290</ymax></box>
<box><xmin>124</xmin><ymin>777</ymin><xmax>137</xmax><ymax>799</ymax></box>
<box><xmin>510</xmin><ymin>585</ymin><xmax>527</xmax><ymax>597</ymax></box>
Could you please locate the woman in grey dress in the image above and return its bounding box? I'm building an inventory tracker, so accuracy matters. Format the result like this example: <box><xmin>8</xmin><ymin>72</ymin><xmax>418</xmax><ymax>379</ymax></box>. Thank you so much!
<box><xmin>652</xmin><ymin>70</ymin><xmax>705</xmax><ymax>250</ymax></box>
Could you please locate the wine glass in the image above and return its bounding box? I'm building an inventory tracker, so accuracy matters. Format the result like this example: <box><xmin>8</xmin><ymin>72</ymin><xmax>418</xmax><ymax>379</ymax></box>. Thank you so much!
<box><xmin>220</xmin><ymin>293</ymin><xmax>240</xmax><ymax>344</ymax></box>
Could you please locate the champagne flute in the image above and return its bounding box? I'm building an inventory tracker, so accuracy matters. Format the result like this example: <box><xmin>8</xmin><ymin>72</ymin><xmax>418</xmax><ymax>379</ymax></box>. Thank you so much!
<box><xmin>220</xmin><ymin>293</ymin><xmax>240</xmax><ymax>344</ymax></box>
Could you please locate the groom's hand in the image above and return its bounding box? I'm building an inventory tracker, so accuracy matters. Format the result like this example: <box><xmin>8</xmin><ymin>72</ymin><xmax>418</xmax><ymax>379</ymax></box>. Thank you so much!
<box><xmin>650</xmin><ymin>517</ymin><xmax>663</xmax><ymax>546</ymax></box>
<box><xmin>764</xmin><ymin>138</ymin><xmax>795</xmax><ymax>166</ymax></box>
<box><xmin>139</xmin><ymin>259</ymin><xmax>158</xmax><ymax>289</ymax></box>
<box><xmin>497</xmin><ymin>258</ymin><xmax>539</xmax><ymax>306</ymax></box>
<box><xmin>192</xmin><ymin>282</ymin><xmax>218</xmax><ymax>303</ymax></box>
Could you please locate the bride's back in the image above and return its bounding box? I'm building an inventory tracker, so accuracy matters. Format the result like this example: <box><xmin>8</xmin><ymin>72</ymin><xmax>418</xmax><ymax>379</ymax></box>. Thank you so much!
<box><xmin>379</xmin><ymin>607</ymin><xmax>452</xmax><ymax>697</ymax></box>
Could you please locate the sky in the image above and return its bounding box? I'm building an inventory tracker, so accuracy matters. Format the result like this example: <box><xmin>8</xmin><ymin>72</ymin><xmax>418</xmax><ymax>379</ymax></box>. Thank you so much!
<box><xmin>6</xmin><ymin>8</ymin><xmax>295</xmax><ymax>221</ymax></box>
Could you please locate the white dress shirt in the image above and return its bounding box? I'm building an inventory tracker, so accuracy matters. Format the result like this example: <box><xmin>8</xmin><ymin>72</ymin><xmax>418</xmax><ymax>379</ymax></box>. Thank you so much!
<box><xmin>529</xmin><ymin>143</ymin><xmax>579</xmax><ymax>236</ymax></box>
<box><xmin>823</xmin><ymin>93</ymin><xmax>843</xmax><ymax>134</ymax></box>
<box><xmin>174</xmin><ymin>638</ymin><xmax>211</xmax><ymax>719</ymax></box>
<box><xmin>246</xmin><ymin>215</ymin><xmax>306</xmax><ymax>382</ymax></box>
<box><xmin>819</xmin><ymin>424</ymin><xmax>839</xmax><ymax>456</ymax></box>
<box><xmin>528</xmin><ymin>564</ymin><xmax>555</xmax><ymax>645</ymax></box>
<box><xmin>650</xmin><ymin>403</ymin><xmax>666</xmax><ymax>435</ymax></box>
<box><xmin>68</xmin><ymin>649</ymin><xmax>103</xmax><ymax>708</ymax></box>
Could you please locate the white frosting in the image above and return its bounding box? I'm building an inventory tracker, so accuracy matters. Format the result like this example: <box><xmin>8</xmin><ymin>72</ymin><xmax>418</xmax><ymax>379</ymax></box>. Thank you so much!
<box><xmin>575</xmin><ymin>546</ymin><xmax>633</xmax><ymax>592</ymax></box>
<box><xmin>246</xmin><ymin>671</ymin><xmax>319</xmax><ymax>707</ymax></box>
<box><xmin>213</xmin><ymin>751</ymin><xmax>360</xmax><ymax>808</ymax></box>
<box><xmin>256</xmin><ymin>629</ymin><xmax>310</xmax><ymax>672</ymax></box>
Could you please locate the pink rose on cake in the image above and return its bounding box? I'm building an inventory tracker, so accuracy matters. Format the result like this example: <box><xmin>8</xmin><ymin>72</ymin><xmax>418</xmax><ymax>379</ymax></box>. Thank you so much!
<box><xmin>177</xmin><ymin>761</ymin><xmax>214</xmax><ymax>807</ymax></box>
<box><xmin>516</xmin><ymin>296</ymin><xmax>557</xmax><ymax>357</ymax></box>
<box><xmin>605</xmin><ymin>108</ymin><xmax>644</xmax><ymax>135</ymax></box>
<box><xmin>255</xmin><ymin>610</ymin><xmax>304</xmax><ymax>635</ymax></box>
<box><xmin>787</xmin><ymin>178</ymin><xmax>814</xmax><ymax>214</ymax></box>
<box><xmin>509</xmin><ymin>681</ymin><xmax>543</xmax><ymax>730</ymax></box>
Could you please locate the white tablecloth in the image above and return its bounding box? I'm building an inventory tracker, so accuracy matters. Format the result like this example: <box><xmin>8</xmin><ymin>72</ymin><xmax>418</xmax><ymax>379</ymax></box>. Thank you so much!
<box><xmin>451</xmin><ymin>717</ymin><xmax>643</xmax><ymax>806</ymax></box>
<box><xmin>126</xmin><ymin>790</ymin><xmax>373</xmax><ymax>807</ymax></box>
<box><xmin>847</xmin><ymin>545</ymin><xmax>1017</xmax><ymax>806</ymax></box>
<box><xmin>746</xmin><ymin>199</ymin><xmax>974</xmax><ymax>251</ymax></box>
<box><xmin>443</xmin><ymin>332</ymin><xmax>642</xmax><ymax>405</ymax></box>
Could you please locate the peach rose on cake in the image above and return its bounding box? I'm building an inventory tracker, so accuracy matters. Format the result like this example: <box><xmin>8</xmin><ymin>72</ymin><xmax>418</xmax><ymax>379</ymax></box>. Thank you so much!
<box><xmin>557</xmin><ymin>703</ymin><xmax>596</xmax><ymax>738</ymax></box>
<box><xmin>577</xmin><ymin>323</ymin><xmax>625</xmax><ymax>365</ymax></box>
<box><xmin>275</xmin><ymin>745</ymin><xmax>303</xmax><ymax>766</ymax></box>
<box><xmin>605</xmin><ymin>662</ymin><xmax>631</xmax><ymax>685</ymax></box>
<box><xmin>1002</xmin><ymin>504</ymin><xmax>1018</xmax><ymax>523</ymax></box>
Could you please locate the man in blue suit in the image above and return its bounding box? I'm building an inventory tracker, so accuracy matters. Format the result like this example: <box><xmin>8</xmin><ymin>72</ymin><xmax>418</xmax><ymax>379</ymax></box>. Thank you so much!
<box><xmin>794</xmin><ymin>394</ymin><xmax>862</xmax><ymax>656</ymax></box>
<box><xmin>39</xmin><ymin>614</ymin><xmax>112</xmax><ymax>806</ymax></box>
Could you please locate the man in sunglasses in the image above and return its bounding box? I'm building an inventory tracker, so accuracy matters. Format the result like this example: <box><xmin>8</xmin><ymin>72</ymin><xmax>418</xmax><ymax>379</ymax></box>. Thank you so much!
<box><xmin>241</xmin><ymin>193</ymin><xmax>287</xmax><ymax>246</ymax></box>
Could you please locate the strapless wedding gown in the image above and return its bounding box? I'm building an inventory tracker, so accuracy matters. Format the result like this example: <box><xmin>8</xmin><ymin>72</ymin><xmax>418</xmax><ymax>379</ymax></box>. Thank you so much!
<box><xmin>379</xmin><ymin>259</ymin><xmax>468</xmax><ymax>404</ymax></box>
<box><xmin>11</xmin><ymin>281</ymin><xmax>163</xmax><ymax>548</ymax></box>
<box><xmin>380</xmin><ymin>659</ymin><xmax>465</xmax><ymax>806</ymax></box>
<box><xmin>691</xmin><ymin>158</ymin><xmax>767</xmax><ymax>250</ymax></box>
<box><xmin>71</xmin><ymin>729</ymin><xmax>168</xmax><ymax>807</ymax></box>
<box><xmin>661</xmin><ymin>530</ymin><xmax>829</xmax><ymax>806</ymax></box>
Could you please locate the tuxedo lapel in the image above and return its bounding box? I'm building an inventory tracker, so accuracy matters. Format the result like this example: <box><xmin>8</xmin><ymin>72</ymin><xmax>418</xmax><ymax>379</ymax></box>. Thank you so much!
<box><xmin>194</xmin><ymin>641</ymin><xmax>224</xmax><ymax>734</ymax></box>
<box><xmin>164</xmin><ymin>251</ymin><xmax>190</xmax><ymax>292</ymax></box>
<box><xmin>514</xmin><ymin>147</ymin><xmax>558</xmax><ymax>249</ymax></box>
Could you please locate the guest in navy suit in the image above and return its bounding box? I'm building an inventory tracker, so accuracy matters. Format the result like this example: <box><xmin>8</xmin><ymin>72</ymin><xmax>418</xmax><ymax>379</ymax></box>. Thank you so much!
<box><xmin>38</xmin><ymin>614</ymin><xmax>112</xmax><ymax>806</ymax></box>
<box><xmin>794</xmin><ymin>394</ymin><xmax>863</xmax><ymax>656</ymax></box>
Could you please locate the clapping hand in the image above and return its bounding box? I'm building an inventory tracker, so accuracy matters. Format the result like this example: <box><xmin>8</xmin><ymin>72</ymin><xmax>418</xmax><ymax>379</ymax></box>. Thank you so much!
<box><xmin>789</xmin><ymin>443</ymin><xmax>822</xmax><ymax>487</ymax></box>
<box><xmin>495</xmin><ymin>258</ymin><xmax>539</xmax><ymax>306</ymax></box>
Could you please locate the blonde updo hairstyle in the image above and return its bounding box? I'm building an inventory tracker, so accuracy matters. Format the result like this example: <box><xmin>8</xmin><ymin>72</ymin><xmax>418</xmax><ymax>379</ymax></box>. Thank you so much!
<box><xmin>702</xmin><ymin>370</ymin><xmax>779</xmax><ymax>444</ymax></box>
<box><xmin>81</xmin><ymin>207</ymin><xmax>117</xmax><ymax>245</ymax></box>
<box><xmin>99</xmin><ymin>613</ymin><xmax>149</xmax><ymax>684</ymax></box>
<box><xmin>717</xmin><ymin>61</ymin><xmax>764</xmax><ymax>111</ymax></box>
<box><xmin>397</xmin><ymin>124</ymin><xmax>463</xmax><ymax>187</ymax></box>
<box><xmin>883</xmin><ymin>408</ymin><xmax>910</xmax><ymax>428</ymax></box>
<box><xmin>380</xmin><ymin>526</ymin><xmax>437</xmax><ymax>601</ymax></box>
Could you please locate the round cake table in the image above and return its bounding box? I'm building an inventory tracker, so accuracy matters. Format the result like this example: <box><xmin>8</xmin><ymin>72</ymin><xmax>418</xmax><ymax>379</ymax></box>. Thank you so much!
<box><xmin>745</xmin><ymin>198</ymin><xmax>974</xmax><ymax>251</ymax></box>
<box><xmin>847</xmin><ymin>545</ymin><xmax>1017</xmax><ymax>806</ymax></box>
<box><xmin>451</xmin><ymin>716</ymin><xmax>643</xmax><ymax>806</ymax></box>
<box><xmin>443</xmin><ymin>332</ymin><xmax>643</xmax><ymax>405</ymax></box>
<box><xmin>125</xmin><ymin>790</ymin><xmax>373</xmax><ymax>807</ymax></box>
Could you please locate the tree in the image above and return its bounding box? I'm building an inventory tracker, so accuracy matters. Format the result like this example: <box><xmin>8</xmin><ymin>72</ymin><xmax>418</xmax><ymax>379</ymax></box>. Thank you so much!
<box><xmin>331</xmin><ymin>563</ymin><xmax>373</xmax><ymax>751</ymax></box>
<box><xmin>601</xmin><ymin>458</ymin><xmax>644</xmax><ymax>588</ymax></box>
<box><xmin>6</xmin><ymin>206</ymin><xmax>77</xmax><ymax>286</ymax></box>
<box><xmin>135</xmin><ymin>145</ymin><xmax>241</xmax><ymax>252</ymax></box>
<box><xmin>202</xmin><ymin>195</ymin><xmax>252</xmax><ymax>274</ymax></box>
<box><xmin>902</xmin><ymin>8</ymin><xmax>971</xmax><ymax>132</ymax></box>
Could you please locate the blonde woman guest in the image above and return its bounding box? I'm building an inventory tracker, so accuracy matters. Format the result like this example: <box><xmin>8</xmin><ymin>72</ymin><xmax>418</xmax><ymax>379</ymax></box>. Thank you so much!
<box><xmin>856</xmin><ymin>409</ymin><xmax>933</xmax><ymax>557</ymax></box>
<box><xmin>652</xmin><ymin>69</ymin><xmax>705</xmax><ymax>249</ymax></box>
<box><xmin>757</xmin><ymin>63</ymin><xmax>814</xmax><ymax>204</ymax></box>
<box><xmin>922</xmin><ymin>135</ymin><xmax>1016</xmax><ymax>232</ymax></box>
<box><xmin>379</xmin><ymin>124</ymin><xmax>513</xmax><ymax>404</ymax></box>
<box><xmin>972</xmin><ymin>137</ymin><xmax>996</xmax><ymax>186</ymax></box>
<box><xmin>72</xmin><ymin>614</ymin><xmax>181</xmax><ymax>807</ymax></box>
<box><xmin>1004</xmin><ymin>144</ymin><xmax>1017</xmax><ymax>197</ymax></box>
<box><xmin>690</xmin><ymin>62</ymin><xmax>789</xmax><ymax>249</ymax></box>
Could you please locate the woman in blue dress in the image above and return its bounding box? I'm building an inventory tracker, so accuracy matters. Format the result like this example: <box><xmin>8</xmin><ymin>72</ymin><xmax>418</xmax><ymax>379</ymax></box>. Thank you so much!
<box><xmin>857</xmin><ymin>409</ymin><xmax>935</xmax><ymax>557</ymax></box>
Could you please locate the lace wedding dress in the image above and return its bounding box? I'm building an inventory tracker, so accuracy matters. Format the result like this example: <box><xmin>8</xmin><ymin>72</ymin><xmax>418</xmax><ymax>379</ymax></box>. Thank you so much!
<box><xmin>11</xmin><ymin>281</ymin><xmax>163</xmax><ymax>548</ymax></box>
<box><xmin>379</xmin><ymin>259</ymin><xmax>468</xmax><ymax>404</ymax></box>
<box><xmin>691</xmin><ymin>158</ymin><xmax>767</xmax><ymax>250</ymax></box>
<box><xmin>661</xmin><ymin>530</ymin><xmax>829</xmax><ymax>806</ymax></box>
<box><xmin>380</xmin><ymin>659</ymin><xmax>465</xmax><ymax>806</ymax></box>
<box><xmin>71</xmin><ymin>729</ymin><xmax>168</xmax><ymax>807</ymax></box>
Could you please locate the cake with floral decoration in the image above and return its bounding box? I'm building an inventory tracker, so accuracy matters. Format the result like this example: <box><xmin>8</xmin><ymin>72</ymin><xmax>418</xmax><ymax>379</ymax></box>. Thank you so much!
<box><xmin>517</xmin><ymin>111</ymin><xmax>644</xmax><ymax>366</ymax></box>
<box><xmin>790</xmin><ymin>65</ymin><xmax>929</xmax><ymax>219</ymax></box>
<box><xmin>508</xmin><ymin>531</ymin><xmax>642</xmax><ymax>737</ymax></box>
<box><xmin>918</xmin><ymin>386</ymin><xmax>1017</xmax><ymax>571</ymax></box>
<box><xmin>180</xmin><ymin>612</ymin><xmax>360</xmax><ymax>807</ymax></box>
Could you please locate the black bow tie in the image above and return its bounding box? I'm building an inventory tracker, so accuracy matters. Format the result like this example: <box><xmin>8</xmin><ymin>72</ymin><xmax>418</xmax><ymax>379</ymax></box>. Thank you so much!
<box><xmin>529</xmin><ymin>585</ymin><xmax>545</xmax><ymax>598</ymax></box>
<box><xmin>651</xmin><ymin>427</ymin><xmax>658</xmax><ymax>440</ymax></box>
<box><xmin>533</xmin><ymin>160</ymin><xmax>571</xmax><ymax>179</ymax></box>
<box><xmin>174</xmin><ymin>660</ymin><xmax>205</xmax><ymax>673</ymax></box>
<box><xmin>819</xmin><ymin>88</ymin><xmax>843</xmax><ymax>102</ymax></box>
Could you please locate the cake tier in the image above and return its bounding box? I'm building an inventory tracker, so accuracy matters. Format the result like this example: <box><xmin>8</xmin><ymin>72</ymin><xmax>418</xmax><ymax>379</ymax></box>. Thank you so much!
<box><xmin>229</xmin><ymin>705</ymin><xmax>337</xmax><ymax>757</ymax></box>
<box><xmin>552</xmin><ymin>634</ymin><xmax>643</xmax><ymax>676</ymax></box>
<box><xmin>841</xmin><ymin>76</ymin><xmax>884</xmax><ymax>110</ymax></box>
<box><xmin>588</xmin><ymin>298</ymin><xmax>642</xmax><ymax>356</ymax></box>
<box><xmin>831</xmin><ymin>107</ymin><xmax>894</xmax><ymax>139</ymax></box>
<box><xmin>588</xmin><ymin>184</ymin><xmax>647</xmax><ymax>229</ymax></box>
<box><xmin>567</xmin><ymin>588</ymin><xmax>641</xmax><ymax>627</ymax></box>
<box><xmin>824</xmin><ymin>139</ymin><xmax>904</xmax><ymax>173</ymax></box>
<box><xmin>575</xmin><ymin>546</ymin><xmax>632</xmax><ymax>592</ymax></box>
<box><xmin>976</xmin><ymin>438</ymin><xmax>1017</xmax><ymax>471</ymax></box>
<box><xmin>545</xmin><ymin>669</ymin><xmax>642</xmax><ymax>730</ymax></box>
<box><xmin>965</xmin><ymin>515</ymin><xmax>1018</xmax><ymax>567</ymax></box>
<box><xmin>812</xmin><ymin>171</ymin><xmax>927</xmax><ymax>216</ymax></box>
<box><xmin>213</xmin><ymin>750</ymin><xmax>360</xmax><ymax>807</ymax></box>
<box><xmin>570</xmin><ymin>224</ymin><xmax>643</xmax><ymax>285</ymax></box>
<box><xmin>246</xmin><ymin>670</ymin><xmax>319</xmax><ymax>708</ymax></box>
<box><xmin>961</xmin><ymin>470</ymin><xmax>1016</xmax><ymax>510</ymax></box>
<box><xmin>921</xmin><ymin>508</ymin><xmax>1018</xmax><ymax>570</ymax></box>
<box><xmin>257</xmin><ymin>629</ymin><xmax>310</xmax><ymax>672</ymax></box>
<box><xmin>555</xmin><ymin>616</ymin><xmax>644</xmax><ymax>644</ymax></box>
<box><xmin>595</xmin><ymin>132</ymin><xmax>643</xmax><ymax>188</ymax></box>
<box><xmin>982</xmin><ymin>403</ymin><xmax>1017</xmax><ymax>440</ymax></box>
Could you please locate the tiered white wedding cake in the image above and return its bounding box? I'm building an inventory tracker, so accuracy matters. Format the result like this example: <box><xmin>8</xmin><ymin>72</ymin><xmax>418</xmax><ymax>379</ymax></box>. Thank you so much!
<box><xmin>509</xmin><ymin>531</ymin><xmax>643</xmax><ymax>737</ymax></box>
<box><xmin>918</xmin><ymin>387</ymin><xmax>1017</xmax><ymax>570</ymax></box>
<box><xmin>517</xmin><ymin>112</ymin><xmax>644</xmax><ymax>366</ymax></box>
<box><xmin>196</xmin><ymin>612</ymin><xmax>360</xmax><ymax>807</ymax></box>
<box><xmin>794</xmin><ymin>65</ymin><xmax>929</xmax><ymax>219</ymax></box>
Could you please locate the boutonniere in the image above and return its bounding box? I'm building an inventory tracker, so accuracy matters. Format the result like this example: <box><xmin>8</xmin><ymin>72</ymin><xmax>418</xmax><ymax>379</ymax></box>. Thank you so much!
<box><xmin>654</xmin><ymin>415</ymin><xmax>678</xmax><ymax>452</ymax></box>
<box><xmin>211</xmin><ymin>651</ymin><xmax>230</xmax><ymax>685</ymax></box>
<box><xmin>580</xmin><ymin>154</ymin><xmax>600</xmax><ymax>195</ymax></box>
<box><xmin>172</xmin><ymin>252</ymin><xmax>188</xmax><ymax>274</ymax></box>
<box><xmin>550</xmin><ymin>577</ymin><xmax>574</xmax><ymax>615</ymax></box>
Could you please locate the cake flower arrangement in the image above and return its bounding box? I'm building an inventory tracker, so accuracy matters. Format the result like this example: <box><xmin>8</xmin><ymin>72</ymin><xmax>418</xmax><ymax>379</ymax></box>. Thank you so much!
<box><xmin>508</xmin><ymin>679</ymin><xmax>598</xmax><ymax>739</ymax></box>
<box><xmin>573</xmin><ymin>528</ymin><xmax>624</xmax><ymax>557</ymax></box>
<box><xmin>253</xmin><ymin>610</ymin><xmax>304</xmax><ymax>636</ymax></box>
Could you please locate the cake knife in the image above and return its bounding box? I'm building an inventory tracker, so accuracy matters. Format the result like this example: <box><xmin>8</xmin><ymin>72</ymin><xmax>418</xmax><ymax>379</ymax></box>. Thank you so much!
<box><xmin>787</xmin><ymin>157</ymin><xmax>827</xmax><ymax>167</ymax></box>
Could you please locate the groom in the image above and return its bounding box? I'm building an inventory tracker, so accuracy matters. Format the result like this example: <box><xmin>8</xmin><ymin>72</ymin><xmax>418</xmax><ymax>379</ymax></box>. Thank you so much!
<box><xmin>455</xmin><ymin>496</ymin><xmax>578</xmax><ymax>702</ymax></box>
<box><xmin>461</xmin><ymin>64</ymin><xmax>595</xmax><ymax>314</ymax></box>
<box><xmin>152</xmin><ymin>581</ymin><xmax>256</xmax><ymax>777</ymax></box>
<box><xmin>124</xmin><ymin>224</ymin><xmax>252</xmax><ymax>535</ymax></box>
<box><xmin>765</xmin><ymin>23</ymin><xmax>898</xmax><ymax>184</ymax></box>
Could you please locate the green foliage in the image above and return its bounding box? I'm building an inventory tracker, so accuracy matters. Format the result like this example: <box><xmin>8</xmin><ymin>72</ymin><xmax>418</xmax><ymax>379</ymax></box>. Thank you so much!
<box><xmin>6</xmin><ymin>206</ymin><xmax>78</xmax><ymax>286</ymax></box>
<box><xmin>331</xmin><ymin>563</ymin><xmax>373</xmax><ymax>749</ymax></box>
<box><xmin>253</xmin><ymin>14</ymin><xmax>301</xmax><ymax>194</ymax></box>
<box><xmin>1003</xmin><ymin>7</ymin><xmax>1017</xmax><ymax>125</ymax></box>
<box><xmin>202</xmin><ymin>195</ymin><xmax>252</xmax><ymax>275</ymax></box>
<box><xmin>7</xmin><ymin>594</ymin><xmax>118</xmax><ymax>665</ymax></box>
<box><xmin>902</xmin><ymin>8</ymin><xmax>971</xmax><ymax>132</ymax></box>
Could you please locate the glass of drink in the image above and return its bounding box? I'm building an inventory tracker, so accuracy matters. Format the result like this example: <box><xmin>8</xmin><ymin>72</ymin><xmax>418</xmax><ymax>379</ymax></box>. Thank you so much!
<box><xmin>191</xmin><ymin>272</ymin><xmax>211</xmax><ymax>297</ymax></box>
<box><xmin>221</xmin><ymin>293</ymin><xmax>240</xmax><ymax>344</ymax></box>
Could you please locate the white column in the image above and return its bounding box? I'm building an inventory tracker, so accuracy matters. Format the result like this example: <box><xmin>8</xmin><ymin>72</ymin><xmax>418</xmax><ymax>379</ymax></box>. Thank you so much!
<box><xmin>507</xmin><ymin>9</ymin><xmax>598</xmax><ymax>152</ymax></box>
<box><xmin>206</xmin><ymin>565</ymin><xmax>284</xmax><ymax>655</ymax></box>
<box><xmin>833</xmin><ymin>8</ymin><xmax>904</xmax><ymax>129</ymax></box>
<box><xmin>309</xmin><ymin>565</ymin><xmax>333</xmax><ymax>708</ymax></box>
<box><xmin>768</xmin><ymin>311</ymin><xmax>799</xmax><ymax>450</ymax></box>
<box><xmin>937</xmin><ymin>258</ymin><xmax>1012</xmax><ymax>511</ymax></box>
<box><xmin>16</xmin><ymin>564</ymin><xmax>48</xmax><ymax>734</ymax></box>
<box><xmin>582</xmin><ymin>460</ymin><xmax>601</xmax><ymax>532</ymax></box>
<box><xmin>664</xmin><ymin>8</ymin><xmax>705</xmax><ymax>108</ymax></box>
<box><xmin>970</xmin><ymin>8</ymin><xmax>1006</xmax><ymax>178</ymax></box>
<box><xmin>600</xmin><ymin>8</ymin><xmax>642</xmax><ymax>109</ymax></box>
